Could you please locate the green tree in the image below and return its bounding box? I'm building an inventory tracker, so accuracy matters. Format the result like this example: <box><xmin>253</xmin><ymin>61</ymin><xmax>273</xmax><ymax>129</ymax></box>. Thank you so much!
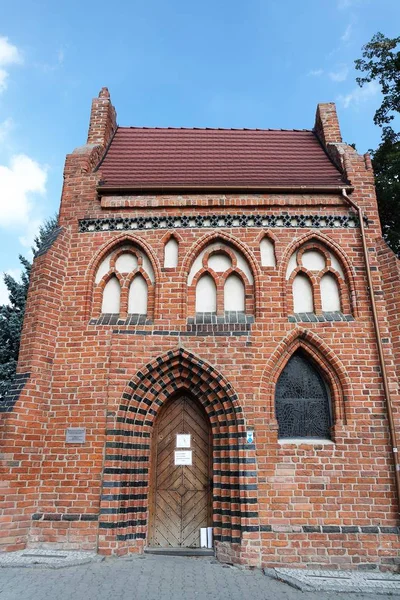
<box><xmin>0</xmin><ymin>216</ymin><xmax>58</xmax><ymax>400</ymax></box>
<box><xmin>355</xmin><ymin>32</ymin><xmax>400</xmax><ymax>256</ymax></box>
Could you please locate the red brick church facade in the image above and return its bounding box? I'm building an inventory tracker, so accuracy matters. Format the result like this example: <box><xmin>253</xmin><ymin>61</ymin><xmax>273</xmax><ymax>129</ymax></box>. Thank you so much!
<box><xmin>1</xmin><ymin>88</ymin><xmax>400</xmax><ymax>570</ymax></box>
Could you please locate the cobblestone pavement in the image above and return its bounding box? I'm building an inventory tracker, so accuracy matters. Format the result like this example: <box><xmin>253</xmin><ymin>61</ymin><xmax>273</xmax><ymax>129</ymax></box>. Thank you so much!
<box><xmin>1</xmin><ymin>554</ymin><xmax>400</xmax><ymax>600</ymax></box>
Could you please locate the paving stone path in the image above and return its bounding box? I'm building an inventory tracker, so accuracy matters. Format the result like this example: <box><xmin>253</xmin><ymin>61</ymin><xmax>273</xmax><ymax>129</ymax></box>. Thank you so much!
<box><xmin>1</xmin><ymin>554</ymin><xmax>400</xmax><ymax>600</ymax></box>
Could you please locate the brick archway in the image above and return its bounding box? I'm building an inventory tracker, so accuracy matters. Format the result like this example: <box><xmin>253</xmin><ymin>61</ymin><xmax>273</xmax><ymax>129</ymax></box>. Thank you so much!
<box><xmin>259</xmin><ymin>327</ymin><xmax>352</xmax><ymax>429</ymax></box>
<box><xmin>98</xmin><ymin>348</ymin><xmax>259</xmax><ymax>554</ymax></box>
<box><xmin>180</xmin><ymin>231</ymin><xmax>262</xmax><ymax>318</ymax></box>
<box><xmin>279</xmin><ymin>230</ymin><xmax>359</xmax><ymax>317</ymax></box>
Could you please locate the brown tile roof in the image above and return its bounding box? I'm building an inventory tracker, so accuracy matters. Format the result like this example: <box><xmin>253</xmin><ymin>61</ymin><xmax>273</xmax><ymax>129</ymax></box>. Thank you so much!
<box><xmin>97</xmin><ymin>127</ymin><xmax>346</xmax><ymax>190</ymax></box>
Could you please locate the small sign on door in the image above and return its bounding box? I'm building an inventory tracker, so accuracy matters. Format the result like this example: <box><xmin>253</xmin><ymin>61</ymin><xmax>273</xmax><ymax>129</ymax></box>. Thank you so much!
<box><xmin>176</xmin><ymin>434</ymin><xmax>191</xmax><ymax>448</ymax></box>
<box><xmin>175</xmin><ymin>450</ymin><xmax>192</xmax><ymax>465</ymax></box>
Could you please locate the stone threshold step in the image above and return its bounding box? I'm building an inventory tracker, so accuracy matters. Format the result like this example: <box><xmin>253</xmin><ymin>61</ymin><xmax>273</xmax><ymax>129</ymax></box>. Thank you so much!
<box><xmin>144</xmin><ymin>547</ymin><xmax>214</xmax><ymax>557</ymax></box>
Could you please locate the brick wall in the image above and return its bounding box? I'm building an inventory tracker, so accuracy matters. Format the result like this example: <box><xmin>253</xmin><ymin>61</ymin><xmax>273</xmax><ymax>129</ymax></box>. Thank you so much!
<box><xmin>1</xmin><ymin>93</ymin><xmax>400</xmax><ymax>570</ymax></box>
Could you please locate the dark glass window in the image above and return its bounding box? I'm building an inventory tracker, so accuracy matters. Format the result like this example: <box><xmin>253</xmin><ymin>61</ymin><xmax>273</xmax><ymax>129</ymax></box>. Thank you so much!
<box><xmin>275</xmin><ymin>352</ymin><xmax>332</xmax><ymax>439</ymax></box>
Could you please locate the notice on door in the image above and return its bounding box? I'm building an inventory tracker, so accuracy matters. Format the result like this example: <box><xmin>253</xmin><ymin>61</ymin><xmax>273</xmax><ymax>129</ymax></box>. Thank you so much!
<box><xmin>176</xmin><ymin>434</ymin><xmax>191</xmax><ymax>448</ymax></box>
<box><xmin>175</xmin><ymin>450</ymin><xmax>192</xmax><ymax>465</ymax></box>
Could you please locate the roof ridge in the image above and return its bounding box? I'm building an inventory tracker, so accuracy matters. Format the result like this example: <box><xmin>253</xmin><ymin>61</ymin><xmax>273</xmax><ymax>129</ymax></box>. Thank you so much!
<box><xmin>116</xmin><ymin>126</ymin><xmax>313</xmax><ymax>133</ymax></box>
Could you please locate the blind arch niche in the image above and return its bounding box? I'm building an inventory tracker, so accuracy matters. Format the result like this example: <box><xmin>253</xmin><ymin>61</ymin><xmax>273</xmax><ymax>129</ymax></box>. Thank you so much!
<box><xmin>196</xmin><ymin>274</ymin><xmax>217</xmax><ymax>313</ymax></box>
<box><xmin>275</xmin><ymin>351</ymin><xmax>332</xmax><ymax>439</ymax></box>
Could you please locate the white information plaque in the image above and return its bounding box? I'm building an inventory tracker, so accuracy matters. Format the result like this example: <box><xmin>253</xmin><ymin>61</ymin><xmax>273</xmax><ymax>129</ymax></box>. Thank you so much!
<box><xmin>175</xmin><ymin>450</ymin><xmax>192</xmax><ymax>465</ymax></box>
<box><xmin>176</xmin><ymin>434</ymin><xmax>191</xmax><ymax>448</ymax></box>
<box><xmin>66</xmin><ymin>427</ymin><xmax>86</xmax><ymax>444</ymax></box>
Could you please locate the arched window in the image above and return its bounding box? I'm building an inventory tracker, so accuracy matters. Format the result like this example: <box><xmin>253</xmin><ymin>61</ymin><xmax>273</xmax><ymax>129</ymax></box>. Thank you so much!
<box><xmin>275</xmin><ymin>352</ymin><xmax>332</xmax><ymax>439</ymax></box>
<box><xmin>188</xmin><ymin>241</ymin><xmax>254</xmax><ymax>317</ymax></box>
<box><xmin>260</xmin><ymin>237</ymin><xmax>276</xmax><ymax>267</ymax></box>
<box><xmin>224</xmin><ymin>274</ymin><xmax>245</xmax><ymax>311</ymax></box>
<box><xmin>292</xmin><ymin>274</ymin><xmax>314</xmax><ymax>313</ymax></box>
<box><xmin>164</xmin><ymin>237</ymin><xmax>179</xmax><ymax>268</ymax></box>
<box><xmin>321</xmin><ymin>273</ymin><xmax>341</xmax><ymax>312</ymax></box>
<box><xmin>101</xmin><ymin>276</ymin><xmax>121</xmax><ymax>314</ymax></box>
<box><xmin>196</xmin><ymin>274</ymin><xmax>217</xmax><ymax>312</ymax></box>
<box><xmin>129</xmin><ymin>274</ymin><xmax>148</xmax><ymax>314</ymax></box>
<box><xmin>93</xmin><ymin>243</ymin><xmax>154</xmax><ymax>319</ymax></box>
<box><xmin>286</xmin><ymin>242</ymin><xmax>351</xmax><ymax>317</ymax></box>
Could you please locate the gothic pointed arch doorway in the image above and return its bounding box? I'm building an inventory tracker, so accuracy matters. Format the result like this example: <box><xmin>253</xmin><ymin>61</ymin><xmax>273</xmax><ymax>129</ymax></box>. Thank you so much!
<box><xmin>98</xmin><ymin>349</ymin><xmax>260</xmax><ymax>557</ymax></box>
<box><xmin>149</xmin><ymin>392</ymin><xmax>212</xmax><ymax>547</ymax></box>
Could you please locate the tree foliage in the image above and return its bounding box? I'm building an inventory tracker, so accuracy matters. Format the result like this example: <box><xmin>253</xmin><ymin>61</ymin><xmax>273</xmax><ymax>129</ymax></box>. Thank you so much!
<box><xmin>355</xmin><ymin>32</ymin><xmax>400</xmax><ymax>256</ymax></box>
<box><xmin>372</xmin><ymin>133</ymin><xmax>400</xmax><ymax>256</ymax></box>
<box><xmin>0</xmin><ymin>216</ymin><xmax>58</xmax><ymax>400</ymax></box>
<box><xmin>355</xmin><ymin>32</ymin><xmax>400</xmax><ymax>133</ymax></box>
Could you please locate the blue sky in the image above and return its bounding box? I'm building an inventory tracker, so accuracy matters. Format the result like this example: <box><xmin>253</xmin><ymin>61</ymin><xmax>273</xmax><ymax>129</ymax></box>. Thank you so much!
<box><xmin>0</xmin><ymin>0</ymin><xmax>399</xmax><ymax>302</ymax></box>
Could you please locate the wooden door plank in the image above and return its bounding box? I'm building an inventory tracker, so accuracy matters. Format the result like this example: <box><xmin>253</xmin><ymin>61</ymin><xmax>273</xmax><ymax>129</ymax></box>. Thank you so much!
<box><xmin>151</xmin><ymin>394</ymin><xmax>211</xmax><ymax>548</ymax></box>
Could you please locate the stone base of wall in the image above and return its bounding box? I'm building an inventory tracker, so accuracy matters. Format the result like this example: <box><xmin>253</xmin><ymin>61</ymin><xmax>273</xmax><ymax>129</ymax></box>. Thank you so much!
<box><xmin>27</xmin><ymin>518</ymin><xmax>98</xmax><ymax>552</ymax></box>
<box><xmin>3</xmin><ymin>520</ymin><xmax>400</xmax><ymax>573</ymax></box>
<box><xmin>217</xmin><ymin>533</ymin><xmax>400</xmax><ymax>572</ymax></box>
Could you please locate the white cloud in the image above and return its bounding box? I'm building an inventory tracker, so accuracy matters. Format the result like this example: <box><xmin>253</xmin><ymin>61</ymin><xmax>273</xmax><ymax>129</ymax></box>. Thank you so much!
<box><xmin>0</xmin><ymin>67</ymin><xmax>8</xmax><ymax>93</ymax></box>
<box><xmin>19</xmin><ymin>218</ymin><xmax>42</xmax><ymax>252</ymax></box>
<box><xmin>0</xmin><ymin>36</ymin><xmax>22</xmax><ymax>93</ymax></box>
<box><xmin>0</xmin><ymin>268</ymin><xmax>22</xmax><ymax>305</ymax></box>
<box><xmin>0</xmin><ymin>154</ymin><xmax>47</xmax><ymax>229</ymax></box>
<box><xmin>341</xmin><ymin>24</ymin><xmax>352</xmax><ymax>42</ymax></box>
<box><xmin>0</xmin><ymin>36</ymin><xmax>22</xmax><ymax>65</ymax></box>
<box><xmin>338</xmin><ymin>80</ymin><xmax>379</xmax><ymax>108</ymax></box>
<box><xmin>308</xmin><ymin>69</ymin><xmax>324</xmax><ymax>77</ymax></box>
<box><xmin>329</xmin><ymin>65</ymin><xmax>349</xmax><ymax>82</ymax></box>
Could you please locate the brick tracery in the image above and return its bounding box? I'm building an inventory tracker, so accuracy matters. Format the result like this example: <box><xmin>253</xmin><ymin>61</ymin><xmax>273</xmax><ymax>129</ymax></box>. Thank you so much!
<box><xmin>260</xmin><ymin>327</ymin><xmax>351</xmax><ymax>427</ymax></box>
<box><xmin>280</xmin><ymin>231</ymin><xmax>358</xmax><ymax>317</ymax></box>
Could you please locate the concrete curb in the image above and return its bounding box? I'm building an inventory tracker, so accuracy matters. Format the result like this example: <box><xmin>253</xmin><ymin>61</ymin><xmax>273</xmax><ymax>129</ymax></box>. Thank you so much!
<box><xmin>0</xmin><ymin>550</ymin><xmax>105</xmax><ymax>569</ymax></box>
<box><xmin>263</xmin><ymin>568</ymin><xmax>315</xmax><ymax>592</ymax></box>
<box><xmin>267</xmin><ymin>567</ymin><xmax>400</xmax><ymax>595</ymax></box>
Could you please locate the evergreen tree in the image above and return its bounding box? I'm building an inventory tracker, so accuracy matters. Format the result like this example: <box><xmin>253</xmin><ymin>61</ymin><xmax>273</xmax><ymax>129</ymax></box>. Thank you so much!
<box><xmin>0</xmin><ymin>216</ymin><xmax>58</xmax><ymax>400</ymax></box>
<box><xmin>355</xmin><ymin>33</ymin><xmax>400</xmax><ymax>256</ymax></box>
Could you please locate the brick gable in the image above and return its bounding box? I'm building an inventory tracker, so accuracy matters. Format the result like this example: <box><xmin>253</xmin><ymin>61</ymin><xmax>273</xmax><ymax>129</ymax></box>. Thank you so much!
<box><xmin>1</xmin><ymin>89</ymin><xmax>400</xmax><ymax>570</ymax></box>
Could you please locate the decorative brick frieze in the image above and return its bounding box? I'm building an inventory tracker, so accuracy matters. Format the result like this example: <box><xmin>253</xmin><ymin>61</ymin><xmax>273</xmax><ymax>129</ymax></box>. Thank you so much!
<box><xmin>79</xmin><ymin>212</ymin><xmax>359</xmax><ymax>233</ymax></box>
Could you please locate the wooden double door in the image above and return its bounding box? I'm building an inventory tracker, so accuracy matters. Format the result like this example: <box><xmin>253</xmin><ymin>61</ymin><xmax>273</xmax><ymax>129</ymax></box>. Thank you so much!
<box><xmin>149</xmin><ymin>394</ymin><xmax>212</xmax><ymax>547</ymax></box>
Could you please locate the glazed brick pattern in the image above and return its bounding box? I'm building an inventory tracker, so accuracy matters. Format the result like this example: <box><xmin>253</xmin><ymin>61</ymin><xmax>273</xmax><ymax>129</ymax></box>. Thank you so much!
<box><xmin>99</xmin><ymin>348</ymin><xmax>258</xmax><ymax>549</ymax></box>
<box><xmin>1</xmin><ymin>92</ymin><xmax>400</xmax><ymax>570</ymax></box>
<box><xmin>79</xmin><ymin>212</ymin><xmax>359</xmax><ymax>232</ymax></box>
<box><xmin>289</xmin><ymin>312</ymin><xmax>355</xmax><ymax>323</ymax></box>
